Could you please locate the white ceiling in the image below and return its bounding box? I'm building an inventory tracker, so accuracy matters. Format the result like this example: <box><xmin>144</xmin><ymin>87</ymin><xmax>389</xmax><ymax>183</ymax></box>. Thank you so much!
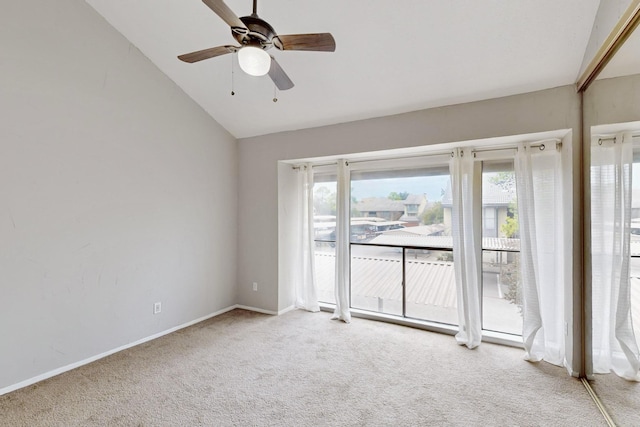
<box><xmin>86</xmin><ymin>0</ymin><xmax>602</xmax><ymax>139</ymax></box>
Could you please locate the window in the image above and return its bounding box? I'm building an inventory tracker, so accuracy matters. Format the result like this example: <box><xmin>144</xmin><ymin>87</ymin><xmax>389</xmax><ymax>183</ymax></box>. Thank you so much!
<box><xmin>301</xmin><ymin>137</ymin><xmax>566</xmax><ymax>343</ymax></box>
<box><xmin>348</xmin><ymin>163</ymin><xmax>455</xmax><ymax>324</ymax></box>
<box><xmin>406</xmin><ymin>204</ymin><xmax>419</xmax><ymax>215</ymax></box>
<box><xmin>630</xmin><ymin>152</ymin><xmax>640</xmax><ymax>337</ymax></box>
<box><xmin>313</xmin><ymin>172</ymin><xmax>337</xmax><ymax>305</ymax></box>
<box><xmin>310</xmin><ymin>156</ymin><xmax>524</xmax><ymax>334</ymax></box>
<box><xmin>483</xmin><ymin>207</ymin><xmax>497</xmax><ymax>237</ymax></box>
<box><xmin>481</xmin><ymin>161</ymin><xmax>522</xmax><ymax>336</ymax></box>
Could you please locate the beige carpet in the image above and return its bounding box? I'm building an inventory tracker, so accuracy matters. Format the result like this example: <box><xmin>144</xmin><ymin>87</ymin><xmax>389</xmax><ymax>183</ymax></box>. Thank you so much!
<box><xmin>589</xmin><ymin>371</ymin><xmax>640</xmax><ymax>426</ymax></box>
<box><xmin>0</xmin><ymin>309</ymin><xmax>608</xmax><ymax>426</ymax></box>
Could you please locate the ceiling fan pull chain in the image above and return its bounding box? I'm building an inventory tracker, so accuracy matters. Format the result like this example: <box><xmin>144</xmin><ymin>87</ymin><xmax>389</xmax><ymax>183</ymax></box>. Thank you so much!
<box><xmin>273</xmin><ymin>83</ymin><xmax>278</xmax><ymax>102</ymax></box>
<box><xmin>231</xmin><ymin>51</ymin><xmax>236</xmax><ymax>96</ymax></box>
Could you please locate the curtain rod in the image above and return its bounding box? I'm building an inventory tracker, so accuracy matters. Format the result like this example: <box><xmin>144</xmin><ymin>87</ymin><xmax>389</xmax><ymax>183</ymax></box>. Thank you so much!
<box><xmin>292</xmin><ymin>138</ymin><xmax>563</xmax><ymax>169</ymax></box>
<box><xmin>291</xmin><ymin>162</ymin><xmax>334</xmax><ymax>170</ymax></box>
<box><xmin>347</xmin><ymin>150</ymin><xmax>454</xmax><ymax>165</ymax></box>
<box><xmin>594</xmin><ymin>132</ymin><xmax>640</xmax><ymax>143</ymax></box>
<box><xmin>291</xmin><ymin>150</ymin><xmax>453</xmax><ymax>170</ymax></box>
<box><xmin>470</xmin><ymin>138</ymin><xmax>562</xmax><ymax>156</ymax></box>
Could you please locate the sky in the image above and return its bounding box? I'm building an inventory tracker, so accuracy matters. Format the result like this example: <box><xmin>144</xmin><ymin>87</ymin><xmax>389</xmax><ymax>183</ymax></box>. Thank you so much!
<box><xmin>314</xmin><ymin>175</ymin><xmax>450</xmax><ymax>202</ymax></box>
<box><xmin>351</xmin><ymin>176</ymin><xmax>449</xmax><ymax>202</ymax></box>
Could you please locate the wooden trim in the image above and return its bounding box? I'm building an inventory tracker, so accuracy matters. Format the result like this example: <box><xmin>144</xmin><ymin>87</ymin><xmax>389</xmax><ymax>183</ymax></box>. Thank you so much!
<box><xmin>576</xmin><ymin>0</ymin><xmax>640</xmax><ymax>92</ymax></box>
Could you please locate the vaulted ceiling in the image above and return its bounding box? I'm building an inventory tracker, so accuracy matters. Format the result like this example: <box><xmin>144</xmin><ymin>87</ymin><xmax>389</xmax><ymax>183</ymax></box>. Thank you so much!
<box><xmin>87</xmin><ymin>1</ymin><xmax>603</xmax><ymax>138</ymax></box>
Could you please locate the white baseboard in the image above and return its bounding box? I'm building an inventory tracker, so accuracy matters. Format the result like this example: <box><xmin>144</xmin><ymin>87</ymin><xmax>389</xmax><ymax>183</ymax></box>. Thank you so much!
<box><xmin>278</xmin><ymin>305</ymin><xmax>296</xmax><ymax>315</ymax></box>
<box><xmin>234</xmin><ymin>304</ymin><xmax>297</xmax><ymax>316</ymax></box>
<box><xmin>235</xmin><ymin>304</ymin><xmax>278</xmax><ymax>315</ymax></box>
<box><xmin>0</xmin><ymin>304</ymin><xmax>238</xmax><ymax>397</ymax></box>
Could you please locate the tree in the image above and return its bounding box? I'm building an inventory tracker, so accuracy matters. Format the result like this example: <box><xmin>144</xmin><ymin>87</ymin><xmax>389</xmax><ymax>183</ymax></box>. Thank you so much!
<box><xmin>388</xmin><ymin>191</ymin><xmax>409</xmax><ymax>200</ymax></box>
<box><xmin>489</xmin><ymin>171</ymin><xmax>515</xmax><ymax>191</ymax></box>
<box><xmin>501</xmin><ymin>202</ymin><xmax>519</xmax><ymax>238</ymax></box>
<box><xmin>502</xmin><ymin>259</ymin><xmax>522</xmax><ymax>313</ymax></box>
<box><xmin>499</xmin><ymin>201</ymin><xmax>521</xmax><ymax>313</ymax></box>
<box><xmin>421</xmin><ymin>201</ymin><xmax>444</xmax><ymax>225</ymax></box>
<box><xmin>313</xmin><ymin>186</ymin><xmax>336</xmax><ymax>215</ymax></box>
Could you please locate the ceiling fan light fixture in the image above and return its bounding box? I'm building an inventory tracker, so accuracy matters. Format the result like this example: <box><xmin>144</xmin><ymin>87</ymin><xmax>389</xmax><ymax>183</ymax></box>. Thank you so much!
<box><xmin>238</xmin><ymin>46</ymin><xmax>271</xmax><ymax>76</ymax></box>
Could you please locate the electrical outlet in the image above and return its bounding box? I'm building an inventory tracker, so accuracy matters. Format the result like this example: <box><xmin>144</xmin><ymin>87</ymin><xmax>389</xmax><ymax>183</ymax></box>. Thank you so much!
<box><xmin>252</xmin><ymin>282</ymin><xmax>258</xmax><ymax>292</ymax></box>
<box><xmin>154</xmin><ymin>302</ymin><xmax>162</xmax><ymax>314</ymax></box>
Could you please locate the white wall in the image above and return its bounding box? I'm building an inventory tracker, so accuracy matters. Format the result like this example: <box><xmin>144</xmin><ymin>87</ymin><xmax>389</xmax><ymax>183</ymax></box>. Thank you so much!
<box><xmin>0</xmin><ymin>1</ymin><xmax>238</xmax><ymax>391</ymax></box>
<box><xmin>237</xmin><ymin>85</ymin><xmax>583</xmax><ymax>372</ymax></box>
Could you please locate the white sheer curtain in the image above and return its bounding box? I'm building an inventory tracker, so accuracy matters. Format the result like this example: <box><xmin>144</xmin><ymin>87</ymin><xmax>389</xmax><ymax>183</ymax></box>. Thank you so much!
<box><xmin>515</xmin><ymin>142</ymin><xmax>564</xmax><ymax>365</ymax></box>
<box><xmin>292</xmin><ymin>164</ymin><xmax>320</xmax><ymax>312</ymax></box>
<box><xmin>450</xmin><ymin>149</ymin><xmax>482</xmax><ymax>348</ymax></box>
<box><xmin>332</xmin><ymin>159</ymin><xmax>351</xmax><ymax>322</ymax></box>
<box><xmin>591</xmin><ymin>132</ymin><xmax>640</xmax><ymax>381</ymax></box>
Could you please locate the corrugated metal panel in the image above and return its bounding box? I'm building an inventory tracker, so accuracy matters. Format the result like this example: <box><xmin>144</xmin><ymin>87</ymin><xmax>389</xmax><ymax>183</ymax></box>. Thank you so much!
<box><xmin>351</xmin><ymin>255</ymin><xmax>403</xmax><ymax>301</ymax></box>
<box><xmin>318</xmin><ymin>252</ymin><xmax>640</xmax><ymax>337</ymax></box>
<box><xmin>314</xmin><ymin>252</ymin><xmax>335</xmax><ymax>287</ymax></box>
<box><xmin>406</xmin><ymin>260</ymin><xmax>457</xmax><ymax>308</ymax></box>
<box><xmin>483</xmin><ymin>237</ymin><xmax>520</xmax><ymax>251</ymax></box>
<box><xmin>369</xmin><ymin>234</ymin><xmax>453</xmax><ymax>248</ymax></box>
<box><xmin>315</xmin><ymin>252</ymin><xmax>457</xmax><ymax>308</ymax></box>
<box><xmin>631</xmin><ymin>277</ymin><xmax>640</xmax><ymax>336</ymax></box>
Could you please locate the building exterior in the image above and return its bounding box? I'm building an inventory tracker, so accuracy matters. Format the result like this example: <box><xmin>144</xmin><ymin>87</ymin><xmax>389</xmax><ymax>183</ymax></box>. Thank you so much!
<box><xmin>441</xmin><ymin>177</ymin><xmax>516</xmax><ymax>238</ymax></box>
<box><xmin>354</xmin><ymin>194</ymin><xmax>428</xmax><ymax>226</ymax></box>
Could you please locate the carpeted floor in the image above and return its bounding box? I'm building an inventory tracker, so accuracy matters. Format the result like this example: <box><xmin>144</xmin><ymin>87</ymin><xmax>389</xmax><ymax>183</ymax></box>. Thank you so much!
<box><xmin>0</xmin><ymin>309</ymin><xmax>612</xmax><ymax>426</ymax></box>
<box><xmin>590</xmin><ymin>371</ymin><xmax>640</xmax><ymax>427</ymax></box>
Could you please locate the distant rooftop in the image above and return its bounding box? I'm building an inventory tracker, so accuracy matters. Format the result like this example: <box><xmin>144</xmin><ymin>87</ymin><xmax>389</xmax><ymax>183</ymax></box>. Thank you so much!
<box><xmin>355</xmin><ymin>197</ymin><xmax>405</xmax><ymax>212</ymax></box>
<box><xmin>442</xmin><ymin>176</ymin><xmax>515</xmax><ymax>207</ymax></box>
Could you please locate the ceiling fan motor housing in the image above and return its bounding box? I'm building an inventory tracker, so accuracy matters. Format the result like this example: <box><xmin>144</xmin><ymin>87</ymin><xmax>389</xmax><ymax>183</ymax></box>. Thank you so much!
<box><xmin>233</xmin><ymin>15</ymin><xmax>277</xmax><ymax>50</ymax></box>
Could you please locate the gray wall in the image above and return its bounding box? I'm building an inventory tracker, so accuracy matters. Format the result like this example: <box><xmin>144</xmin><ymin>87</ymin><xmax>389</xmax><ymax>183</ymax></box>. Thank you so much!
<box><xmin>584</xmin><ymin>74</ymin><xmax>640</xmax><ymax>124</ymax></box>
<box><xmin>0</xmin><ymin>1</ymin><xmax>238</xmax><ymax>391</ymax></box>
<box><xmin>237</xmin><ymin>84</ymin><xmax>583</xmax><ymax>372</ymax></box>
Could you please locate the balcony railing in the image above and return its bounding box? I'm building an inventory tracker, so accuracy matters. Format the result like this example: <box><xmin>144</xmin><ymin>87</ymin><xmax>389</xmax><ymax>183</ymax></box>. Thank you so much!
<box><xmin>314</xmin><ymin>237</ymin><xmax>525</xmax><ymax>335</ymax></box>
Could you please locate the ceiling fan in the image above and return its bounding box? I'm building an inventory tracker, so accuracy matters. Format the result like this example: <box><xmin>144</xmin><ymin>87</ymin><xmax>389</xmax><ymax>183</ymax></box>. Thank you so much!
<box><xmin>178</xmin><ymin>0</ymin><xmax>336</xmax><ymax>91</ymax></box>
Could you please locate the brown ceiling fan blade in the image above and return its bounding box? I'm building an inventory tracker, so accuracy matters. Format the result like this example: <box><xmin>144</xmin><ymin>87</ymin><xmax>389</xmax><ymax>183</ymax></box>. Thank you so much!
<box><xmin>178</xmin><ymin>45</ymin><xmax>237</xmax><ymax>63</ymax></box>
<box><xmin>274</xmin><ymin>33</ymin><xmax>336</xmax><ymax>52</ymax></box>
<box><xmin>268</xmin><ymin>57</ymin><xmax>294</xmax><ymax>91</ymax></box>
<box><xmin>202</xmin><ymin>0</ymin><xmax>247</xmax><ymax>32</ymax></box>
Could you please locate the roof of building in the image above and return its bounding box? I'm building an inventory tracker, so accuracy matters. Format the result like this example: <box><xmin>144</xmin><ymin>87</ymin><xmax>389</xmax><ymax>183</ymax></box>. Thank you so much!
<box><xmin>380</xmin><ymin>225</ymin><xmax>446</xmax><ymax>236</ymax></box>
<box><xmin>354</xmin><ymin>194</ymin><xmax>428</xmax><ymax>213</ymax></box>
<box><xmin>355</xmin><ymin>197</ymin><xmax>406</xmax><ymax>213</ymax></box>
<box><xmin>403</xmin><ymin>194</ymin><xmax>427</xmax><ymax>205</ymax></box>
<box><xmin>442</xmin><ymin>176</ymin><xmax>516</xmax><ymax>207</ymax></box>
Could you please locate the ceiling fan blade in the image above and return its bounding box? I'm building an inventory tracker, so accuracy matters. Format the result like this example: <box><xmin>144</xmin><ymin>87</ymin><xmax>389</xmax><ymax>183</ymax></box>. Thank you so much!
<box><xmin>274</xmin><ymin>33</ymin><xmax>336</xmax><ymax>52</ymax></box>
<box><xmin>202</xmin><ymin>0</ymin><xmax>248</xmax><ymax>32</ymax></box>
<box><xmin>268</xmin><ymin>57</ymin><xmax>294</xmax><ymax>91</ymax></box>
<box><xmin>178</xmin><ymin>45</ymin><xmax>237</xmax><ymax>63</ymax></box>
